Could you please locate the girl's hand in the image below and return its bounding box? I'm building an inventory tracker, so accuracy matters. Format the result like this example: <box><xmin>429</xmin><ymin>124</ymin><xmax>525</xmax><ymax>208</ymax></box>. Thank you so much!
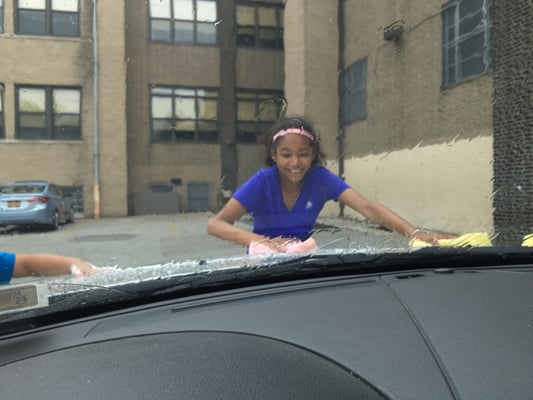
<box><xmin>249</xmin><ymin>237</ymin><xmax>301</xmax><ymax>254</ymax></box>
<box><xmin>411</xmin><ymin>230</ymin><xmax>457</xmax><ymax>246</ymax></box>
<box><xmin>269</xmin><ymin>237</ymin><xmax>301</xmax><ymax>252</ymax></box>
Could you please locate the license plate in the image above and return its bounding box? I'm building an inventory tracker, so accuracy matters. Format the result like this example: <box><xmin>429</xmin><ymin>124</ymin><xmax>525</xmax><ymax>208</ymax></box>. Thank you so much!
<box><xmin>8</xmin><ymin>201</ymin><xmax>21</xmax><ymax>208</ymax></box>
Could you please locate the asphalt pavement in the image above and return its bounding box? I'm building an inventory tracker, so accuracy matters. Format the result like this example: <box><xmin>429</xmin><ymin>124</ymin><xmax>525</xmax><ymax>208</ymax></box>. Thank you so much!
<box><xmin>0</xmin><ymin>212</ymin><xmax>409</xmax><ymax>269</ymax></box>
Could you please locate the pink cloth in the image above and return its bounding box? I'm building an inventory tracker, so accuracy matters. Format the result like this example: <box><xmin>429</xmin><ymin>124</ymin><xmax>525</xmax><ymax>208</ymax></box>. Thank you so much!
<box><xmin>249</xmin><ymin>237</ymin><xmax>318</xmax><ymax>255</ymax></box>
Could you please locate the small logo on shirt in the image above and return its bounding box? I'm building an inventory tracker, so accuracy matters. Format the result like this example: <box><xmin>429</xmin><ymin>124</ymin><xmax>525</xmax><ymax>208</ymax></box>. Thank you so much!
<box><xmin>306</xmin><ymin>201</ymin><xmax>313</xmax><ymax>210</ymax></box>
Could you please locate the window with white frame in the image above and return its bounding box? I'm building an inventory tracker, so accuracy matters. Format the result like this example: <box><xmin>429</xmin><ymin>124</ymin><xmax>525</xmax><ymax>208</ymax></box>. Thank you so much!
<box><xmin>149</xmin><ymin>0</ymin><xmax>217</xmax><ymax>44</ymax></box>
<box><xmin>341</xmin><ymin>59</ymin><xmax>368</xmax><ymax>125</ymax></box>
<box><xmin>442</xmin><ymin>0</ymin><xmax>493</xmax><ymax>87</ymax></box>
<box><xmin>16</xmin><ymin>0</ymin><xmax>80</xmax><ymax>37</ymax></box>
<box><xmin>236</xmin><ymin>90</ymin><xmax>285</xmax><ymax>143</ymax></box>
<box><xmin>150</xmin><ymin>86</ymin><xmax>218</xmax><ymax>143</ymax></box>
<box><xmin>236</xmin><ymin>3</ymin><xmax>284</xmax><ymax>49</ymax></box>
<box><xmin>16</xmin><ymin>86</ymin><xmax>82</xmax><ymax>140</ymax></box>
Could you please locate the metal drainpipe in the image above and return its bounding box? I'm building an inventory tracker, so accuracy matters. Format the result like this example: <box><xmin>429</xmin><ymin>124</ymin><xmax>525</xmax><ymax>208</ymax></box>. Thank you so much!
<box><xmin>337</xmin><ymin>0</ymin><xmax>346</xmax><ymax>217</ymax></box>
<box><xmin>92</xmin><ymin>0</ymin><xmax>101</xmax><ymax>219</ymax></box>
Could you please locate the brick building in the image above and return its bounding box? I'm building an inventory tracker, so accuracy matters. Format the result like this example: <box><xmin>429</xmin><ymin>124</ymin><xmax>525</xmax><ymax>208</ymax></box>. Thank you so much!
<box><xmin>1</xmin><ymin>0</ymin><xmax>531</xmax><ymax>238</ymax></box>
<box><xmin>0</xmin><ymin>0</ymin><xmax>285</xmax><ymax>217</ymax></box>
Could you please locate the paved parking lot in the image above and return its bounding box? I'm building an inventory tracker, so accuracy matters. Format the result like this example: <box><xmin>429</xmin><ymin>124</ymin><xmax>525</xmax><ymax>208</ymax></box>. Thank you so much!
<box><xmin>0</xmin><ymin>212</ymin><xmax>408</xmax><ymax>269</ymax></box>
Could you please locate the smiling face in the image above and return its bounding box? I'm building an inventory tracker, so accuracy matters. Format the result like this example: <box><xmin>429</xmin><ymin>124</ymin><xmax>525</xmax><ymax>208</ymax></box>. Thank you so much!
<box><xmin>272</xmin><ymin>133</ymin><xmax>315</xmax><ymax>185</ymax></box>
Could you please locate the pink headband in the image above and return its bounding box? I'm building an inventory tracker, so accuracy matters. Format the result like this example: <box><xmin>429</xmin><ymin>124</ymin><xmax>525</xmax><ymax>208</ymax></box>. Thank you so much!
<box><xmin>272</xmin><ymin>127</ymin><xmax>315</xmax><ymax>143</ymax></box>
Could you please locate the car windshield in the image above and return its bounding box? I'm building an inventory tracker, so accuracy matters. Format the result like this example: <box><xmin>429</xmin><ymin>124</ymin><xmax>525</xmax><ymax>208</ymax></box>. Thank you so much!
<box><xmin>0</xmin><ymin>0</ymin><xmax>531</xmax><ymax>320</ymax></box>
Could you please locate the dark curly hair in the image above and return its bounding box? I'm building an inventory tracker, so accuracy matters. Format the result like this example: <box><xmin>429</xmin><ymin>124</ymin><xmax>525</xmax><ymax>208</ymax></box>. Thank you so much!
<box><xmin>264</xmin><ymin>116</ymin><xmax>327</xmax><ymax>167</ymax></box>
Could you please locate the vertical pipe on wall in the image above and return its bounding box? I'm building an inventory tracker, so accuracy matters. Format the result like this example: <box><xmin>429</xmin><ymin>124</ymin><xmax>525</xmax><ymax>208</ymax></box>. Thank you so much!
<box><xmin>92</xmin><ymin>0</ymin><xmax>101</xmax><ymax>219</ymax></box>
<box><xmin>337</xmin><ymin>0</ymin><xmax>346</xmax><ymax>217</ymax></box>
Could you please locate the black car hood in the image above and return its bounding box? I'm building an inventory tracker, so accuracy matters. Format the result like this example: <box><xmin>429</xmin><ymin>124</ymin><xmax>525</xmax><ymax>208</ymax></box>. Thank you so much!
<box><xmin>0</xmin><ymin>250</ymin><xmax>532</xmax><ymax>400</ymax></box>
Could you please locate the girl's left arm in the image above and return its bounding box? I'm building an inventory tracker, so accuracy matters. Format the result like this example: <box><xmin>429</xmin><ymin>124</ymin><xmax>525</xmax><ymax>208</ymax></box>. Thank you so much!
<box><xmin>337</xmin><ymin>188</ymin><xmax>456</xmax><ymax>243</ymax></box>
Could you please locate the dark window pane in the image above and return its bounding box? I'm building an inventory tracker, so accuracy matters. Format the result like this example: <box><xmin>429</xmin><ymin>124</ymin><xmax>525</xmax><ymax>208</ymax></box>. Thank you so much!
<box><xmin>52</xmin><ymin>12</ymin><xmax>79</xmax><ymax>37</ymax></box>
<box><xmin>459</xmin><ymin>0</ymin><xmax>484</xmax><ymax>18</ymax></box>
<box><xmin>175</xmin><ymin>129</ymin><xmax>195</xmax><ymax>141</ymax></box>
<box><xmin>447</xmin><ymin>46</ymin><xmax>456</xmax><ymax>64</ymax></box>
<box><xmin>197</xmin><ymin>131</ymin><xmax>218</xmax><ymax>142</ymax></box>
<box><xmin>237</xmin><ymin>122</ymin><xmax>257</xmax><ymax>143</ymax></box>
<box><xmin>460</xmin><ymin>10</ymin><xmax>482</xmax><ymax>35</ymax></box>
<box><xmin>446</xmin><ymin>26</ymin><xmax>455</xmax><ymax>42</ymax></box>
<box><xmin>54</xmin><ymin>125</ymin><xmax>81</xmax><ymax>140</ymax></box>
<box><xmin>237</xmin><ymin>26</ymin><xmax>256</xmax><ymax>47</ymax></box>
<box><xmin>54</xmin><ymin>115</ymin><xmax>81</xmax><ymax>140</ymax></box>
<box><xmin>196</xmin><ymin>22</ymin><xmax>216</xmax><ymax>44</ymax></box>
<box><xmin>447</xmin><ymin>65</ymin><xmax>456</xmax><ymax>83</ymax></box>
<box><xmin>151</xmin><ymin>19</ymin><xmax>172</xmax><ymax>41</ymax></box>
<box><xmin>18</xmin><ymin>10</ymin><xmax>46</xmax><ymax>35</ymax></box>
<box><xmin>18</xmin><ymin>127</ymin><xmax>48</xmax><ymax>140</ymax></box>
<box><xmin>341</xmin><ymin>60</ymin><xmax>367</xmax><ymax>124</ymax></box>
<box><xmin>152</xmin><ymin>119</ymin><xmax>174</xmax><ymax>141</ymax></box>
<box><xmin>277</xmin><ymin>36</ymin><xmax>284</xmax><ymax>49</ymax></box>
<box><xmin>174</xmin><ymin>21</ymin><xmax>194</xmax><ymax>42</ymax></box>
<box><xmin>459</xmin><ymin>31</ymin><xmax>485</xmax><ymax>60</ymax></box>
<box><xmin>197</xmin><ymin>120</ymin><xmax>218</xmax><ymax>142</ymax></box>
<box><xmin>461</xmin><ymin>53</ymin><xmax>486</xmax><ymax>79</ymax></box>
<box><xmin>258</xmin><ymin>27</ymin><xmax>277</xmax><ymax>48</ymax></box>
<box><xmin>19</xmin><ymin>113</ymin><xmax>47</xmax><ymax>129</ymax></box>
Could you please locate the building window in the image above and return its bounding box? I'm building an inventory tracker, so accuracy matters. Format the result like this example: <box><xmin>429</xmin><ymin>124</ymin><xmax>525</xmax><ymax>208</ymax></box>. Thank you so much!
<box><xmin>236</xmin><ymin>91</ymin><xmax>285</xmax><ymax>143</ymax></box>
<box><xmin>442</xmin><ymin>0</ymin><xmax>493</xmax><ymax>87</ymax></box>
<box><xmin>149</xmin><ymin>0</ymin><xmax>217</xmax><ymax>44</ymax></box>
<box><xmin>341</xmin><ymin>59</ymin><xmax>367</xmax><ymax>125</ymax></box>
<box><xmin>16</xmin><ymin>86</ymin><xmax>82</xmax><ymax>140</ymax></box>
<box><xmin>151</xmin><ymin>86</ymin><xmax>218</xmax><ymax>143</ymax></box>
<box><xmin>62</xmin><ymin>185</ymin><xmax>84</xmax><ymax>213</ymax></box>
<box><xmin>0</xmin><ymin>85</ymin><xmax>4</xmax><ymax>139</ymax></box>
<box><xmin>16</xmin><ymin>0</ymin><xmax>80</xmax><ymax>37</ymax></box>
<box><xmin>236</xmin><ymin>3</ymin><xmax>284</xmax><ymax>49</ymax></box>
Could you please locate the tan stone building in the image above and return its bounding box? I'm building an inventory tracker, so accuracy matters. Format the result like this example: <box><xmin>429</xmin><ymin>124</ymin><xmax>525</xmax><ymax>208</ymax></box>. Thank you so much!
<box><xmin>284</xmin><ymin>0</ymin><xmax>496</xmax><ymax>234</ymax></box>
<box><xmin>2</xmin><ymin>0</ymin><xmax>529</xmax><ymax>238</ymax></box>
<box><xmin>0</xmin><ymin>0</ymin><xmax>285</xmax><ymax>217</ymax></box>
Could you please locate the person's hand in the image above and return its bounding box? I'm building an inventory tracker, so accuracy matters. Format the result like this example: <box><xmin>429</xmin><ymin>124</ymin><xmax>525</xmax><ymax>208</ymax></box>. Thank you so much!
<box><xmin>411</xmin><ymin>230</ymin><xmax>457</xmax><ymax>246</ymax></box>
<box><xmin>70</xmin><ymin>260</ymin><xmax>112</xmax><ymax>278</ymax></box>
<box><xmin>249</xmin><ymin>237</ymin><xmax>307</xmax><ymax>254</ymax></box>
<box><xmin>269</xmin><ymin>236</ymin><xmax>301</xmax><ymax>252</ymax></box>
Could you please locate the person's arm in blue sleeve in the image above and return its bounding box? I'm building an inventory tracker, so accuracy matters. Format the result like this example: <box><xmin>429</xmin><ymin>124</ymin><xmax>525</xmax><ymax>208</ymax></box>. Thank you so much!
<box><xmin>1</xmin><ymin>251</ymin><xmax>99</xmax><ymax>284</ymax></box>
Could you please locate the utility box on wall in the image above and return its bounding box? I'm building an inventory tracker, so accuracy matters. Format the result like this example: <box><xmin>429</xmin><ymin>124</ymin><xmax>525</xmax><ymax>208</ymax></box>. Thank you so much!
<box><xmin>187</xmin><ymin>183</ymin><xmax>210</xmax><ymax>212</ymax></box>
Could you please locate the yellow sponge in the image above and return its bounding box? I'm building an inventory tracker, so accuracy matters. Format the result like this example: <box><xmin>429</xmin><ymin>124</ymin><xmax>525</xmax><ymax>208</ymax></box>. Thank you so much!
<box><xmin>521</xmin><ymin>234</ymin><xmax>533</xmax><ymax>247</ymax></box>
<box><xmin>409</xmin><ymin>232</ymin><xmax>493</xmax><ymax>248</ymax></box>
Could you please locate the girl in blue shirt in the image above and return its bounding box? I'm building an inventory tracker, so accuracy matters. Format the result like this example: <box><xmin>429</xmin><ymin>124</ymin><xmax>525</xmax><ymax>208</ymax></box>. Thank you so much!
<box><xmin>207</xmin><ymin>116</ymin><xmax>454</xmax><ymax>252</ymax></box>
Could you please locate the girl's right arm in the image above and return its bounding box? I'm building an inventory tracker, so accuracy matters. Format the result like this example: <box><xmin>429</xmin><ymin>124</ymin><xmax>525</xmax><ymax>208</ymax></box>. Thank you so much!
<box><xmin>207</xmin><ymin>198</ymin><xmax>267</xmax><ymax>247</ymax></box>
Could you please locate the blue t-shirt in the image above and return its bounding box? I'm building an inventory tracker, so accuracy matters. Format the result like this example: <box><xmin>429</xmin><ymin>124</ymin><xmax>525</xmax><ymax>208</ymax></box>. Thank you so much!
<box><xmin>0</xmin><ymin>251</ymin><xmax>16</xmax><ymax>285</ymax></box>
<box><xmin>233</xmin><ymin>166</ymin><xmax>350</xmax><ymax>240</ymax></box>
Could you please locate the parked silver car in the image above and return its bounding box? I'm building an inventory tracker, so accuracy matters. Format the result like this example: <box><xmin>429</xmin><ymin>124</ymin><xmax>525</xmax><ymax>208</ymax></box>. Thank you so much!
<box><xmin>0</xmin><ymin>181</ymin><xmax>74</xmax><ymax>230</ymax></box>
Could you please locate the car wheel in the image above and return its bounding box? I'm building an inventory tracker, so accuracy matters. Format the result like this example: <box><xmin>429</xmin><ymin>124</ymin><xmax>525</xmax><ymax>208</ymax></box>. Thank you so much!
<box><xmin>50</xmin><ymin>211</ymin><xmax>60</xmax><ymax>231</ymax></box>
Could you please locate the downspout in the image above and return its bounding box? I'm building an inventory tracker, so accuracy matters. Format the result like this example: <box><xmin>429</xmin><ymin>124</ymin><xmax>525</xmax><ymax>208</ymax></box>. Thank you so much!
<box><xmin>337</xmin><ymin>0</ymin><xmax>346</xmax><ymax>217</ymax></box>
<box><xmin>92</xmin><ymin>0</ymin><xmax>101</xmax><ymax>219</ymax></box>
